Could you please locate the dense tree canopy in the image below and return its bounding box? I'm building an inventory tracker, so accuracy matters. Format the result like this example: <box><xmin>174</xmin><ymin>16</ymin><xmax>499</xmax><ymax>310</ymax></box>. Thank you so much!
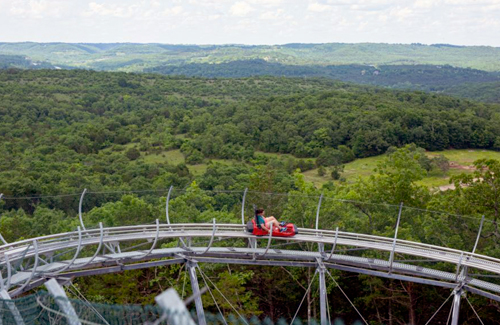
<box><xmin>2</xmin><ymin>70</ymin><xmax>500</xmax><ymax>324</ymax></box>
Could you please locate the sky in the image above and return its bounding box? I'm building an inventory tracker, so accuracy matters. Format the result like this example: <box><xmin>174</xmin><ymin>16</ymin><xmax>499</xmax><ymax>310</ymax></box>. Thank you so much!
<box><xmin>0</xmin><ymin>0</ymin><xmax>500</xmax><ymax>46</ymax></box>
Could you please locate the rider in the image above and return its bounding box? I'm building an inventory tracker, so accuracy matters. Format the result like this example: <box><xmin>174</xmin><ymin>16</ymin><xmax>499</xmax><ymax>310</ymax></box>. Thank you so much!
<box><xmin>255</xmin><ymin>208</ymin><xmax>286</xmax><ymax>233</ymax></box>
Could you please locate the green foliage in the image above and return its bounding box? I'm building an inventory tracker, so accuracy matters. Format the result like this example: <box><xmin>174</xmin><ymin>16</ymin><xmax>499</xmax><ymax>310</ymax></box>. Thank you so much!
<box><xmin>125</xmin><ymin>147</ymin><xmax>141</xmax><ymax>160</ymax></box>
<box><xmin>2</xmin><ymin>69</ymin><xmax>500</xmax><ymax>324</ymax></box>
<box><xmin>4</xmin><ymin>42</ymin><xmax>500</xmax><ymax>72</ymax></box>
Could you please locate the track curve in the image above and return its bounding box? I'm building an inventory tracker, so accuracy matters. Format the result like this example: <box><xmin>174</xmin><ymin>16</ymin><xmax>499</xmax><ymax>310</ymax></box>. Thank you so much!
<box><xmin>1</xmin><ymin>222</ymin><xmax>500</xmax><ymax>302</ymax></box>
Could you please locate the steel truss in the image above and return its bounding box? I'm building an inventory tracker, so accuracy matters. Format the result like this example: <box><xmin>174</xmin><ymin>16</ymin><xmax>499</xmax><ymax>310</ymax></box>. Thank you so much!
<box><xmin>1</xmin><ymin>221</ymin><xmax>500</xmax><ymax>324</ymax></box>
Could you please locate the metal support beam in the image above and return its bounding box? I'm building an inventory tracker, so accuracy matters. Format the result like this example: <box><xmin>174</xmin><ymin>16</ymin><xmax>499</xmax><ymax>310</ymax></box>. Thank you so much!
<box><xmin>451</xmin><ymin>286</ymin><xmax>463</xmax><ymax>325</ymax></box>
<box><xmin>472</xmin><ymin>216</ymin><xmax>485</xmax><ymax>255</ymax></box>
<box><xmin>317</xmin><ymin>261</ymin><xmax>328</xmax><ymax>325</ymax></box>
<box><xmin>78</xmin><ymin>189</ymin><xmax>87</xmax><ymax>231</ymax></box>
<box><xmin>0</xmin><ymin>194</ymin><xmax>7</xmax><ymax>246</ymax></box>
<box><xmin>463</xmin><ymin>216</ymin><xmax>485</xmax><ymax>280</ymax></box>
<box><xmin>0</xmin><ymin>290</ymin><xmax>25</xmax><ymax>325</ymax></box>
<box><xmin>315</xmin><ymin>194</ymin><xmax>323</xmax><ymax>232</ymax></box>
<box><xmin>187</xmin><ymin>261</ymin><xmax>206</xmax><ymax>325</ymax></box>
<box><xmin>241</xmin><ymin>188</ymin><xmax>248</xmax><ymax>225</ymax></box>
<box><xmin>166</xmin><ymin>186</ymin><xmax>173</xmax><ymax>225</ymax></box>
<box><xmin>155</xmin><ymin>288</ymin><xmax>195</xmax><ymax>325</ymax></box>
<box><xmin>388</xmin><ymin>202</ymin><xmax>403</xmax><ymax>274</ymax></box>
<box><xmin>44</xmin><ymin>279</ymin><xmax>81</xmax><ymax>325</ymax></box>
<box><xmin>326</xmin><ymin>227</ymin><xmax>339</xmax><ymax>260</ymax></box>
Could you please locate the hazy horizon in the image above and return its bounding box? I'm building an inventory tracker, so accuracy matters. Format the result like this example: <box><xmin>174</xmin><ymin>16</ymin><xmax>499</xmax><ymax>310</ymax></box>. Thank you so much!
<box><xmin>1</xmin><ymin>41</ymin><xmax>498</xmax><ymax>48</ymax></box>
<box><xmin>1</xmin><ymin>0</ymin><xmax>500</xmax><ymax>47</ymax></box>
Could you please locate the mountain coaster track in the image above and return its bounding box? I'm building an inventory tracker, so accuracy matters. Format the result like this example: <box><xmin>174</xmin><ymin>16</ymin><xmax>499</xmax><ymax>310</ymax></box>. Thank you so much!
<box><xmin>1</xmin><ymin>223</ymin><xmax>500</xmax><ymax>299</ymax></box>
<box><xmin>0</xmin><ymin>188</ymin><xmax>498</xmax><ymax>324</ymax></box>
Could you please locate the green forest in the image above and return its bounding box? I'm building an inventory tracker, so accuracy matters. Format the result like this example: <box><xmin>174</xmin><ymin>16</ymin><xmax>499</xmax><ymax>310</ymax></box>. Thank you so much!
<box><xmin>146</xmin><ymin>60</ymin><xmax>500</xmax><ymax>103</ymax></box>
<box><xmin>2</xmin><ymin>69</ymin><xmax>500</xmax><ymax>323</ymax></box>
<box><xmin>2</xmin><ymin>42</ymin><xmax>500</xmax><ymax>71</ymax></box>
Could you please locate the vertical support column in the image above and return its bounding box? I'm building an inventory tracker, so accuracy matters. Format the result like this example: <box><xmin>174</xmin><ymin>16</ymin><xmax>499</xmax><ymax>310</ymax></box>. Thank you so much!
<box><xmin>187</xmin><ymin>261</ymin><xmax>206</xmax><ymax>325</ymax></box>
<box><xmin>241</xmin><ymin>188</ymin><xmax>248</xmax><ymax>225</ymax></box>
<box><xmin>451</xmin><ymin>286</ymin><xmax>463</xmax><ymax>325</ymax></box>
<box><xmin>388</xmin><ymin>202</ymin><xmax>403</xmax><ymax>274</ymax></box>
<box><xmin>472</xmin><ymin>215</ymin><xmax>485</xmax><ymax>255</ymax></box>
<box><xmin>317</xmin><ymin>262</ymin><xmax>327</xmax><ymax>325</ymax></box>
<box><xmin>0</xmin><ymin>194</ymin><xmax>7</xmax><ymax>245</ymax></box>
<box><xmin>155</xmin><ymin>288</ymin><xmax>195</xmax><ymax>325</ymax></box>
<box><xmin>166</xmin><ymin>186</ymin><xmax>173</xmax><ymax>225</ymax></box>
<box><xmin>44</xmin><ymin>279</ymin><xmax>81</xmax><ymax>325</ymax></box>
<box><xmin>462</xmin><ymin>215</ymin><xmax>485</xmax><ymax>281</ymax></box>
<box><xmin>78</xmin><ymin>189</ymin><xmax>87</xmax><ymax>231</ymax></box>
<box><xmin>315</xmin><ymin>194</ymin><xmax>323</xmax><ymax>232</ymax></box>
<box><xmin>0</xmin><ymin>290</ymin><xmax>25</xmax><ymax>325</ymax></box>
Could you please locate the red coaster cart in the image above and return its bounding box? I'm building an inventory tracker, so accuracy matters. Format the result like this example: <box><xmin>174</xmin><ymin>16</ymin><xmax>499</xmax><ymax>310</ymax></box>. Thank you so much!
<box><xmin>246</xmin><ymin>219</ymin><xmax>298</xmax><ymax>237</ymax></box>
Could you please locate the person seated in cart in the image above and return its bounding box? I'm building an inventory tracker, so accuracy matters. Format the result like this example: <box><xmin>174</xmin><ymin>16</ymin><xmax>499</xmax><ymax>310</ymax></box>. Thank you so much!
<box><xmin>255</xmin><ymin>208</ymin><xmax>287</xmax><ymax>233</ymax></box>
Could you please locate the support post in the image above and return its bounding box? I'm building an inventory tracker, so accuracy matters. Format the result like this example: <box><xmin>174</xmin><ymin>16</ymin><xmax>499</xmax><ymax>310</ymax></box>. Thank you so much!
<box><xmin>317</xmin><ymin>261</ymin><xmax>328</xmax><ymax>325</ymax></box>
<box><xmin>187</xmin><ymin>261</ymin><xmax>206</xmax><ymax>325</ymax></box>
<box><xmin>472</xmin><ymin>215</ymin><xmax>485</xmax><ymax>255</ymax></box>
<box><xmin>315</xmin><ymin>194</ymin><xmax>323</xmax><ymax>232</ymax></box>
<box><xmin>0</xmin><ymin>290</ymin><xmax>25</xmax><ymax>325</ymax></box>
<box><xmin>44</xmin><ymin>279</ymin><xmax>81</xmax><ymax>325</ymax></box>
<box><xmin>78</xmin><ymin>189</ymin><xmax>87</xmax><ymax>231</ymax></box>
<box><xmin>241</xmin><ymin>188</ymin><xmax>248</xmax><ymax>225</ymax></box>
<box><xmin>463</xmin><ymin>215</ymin><xmax>485</xmax><ymax>279</ymax></box>
<box><xmin>0</xmin><ymin>194</ymin><xmax>7</xmax><ymax>245</ymax></box>
<box><xmin>166</xmin><ymin>186</ymin><xmax>173</xmax><ymax>225</ymax></box>
<box><xmin>451</xmin><ymin>286</ymin><xmax>463</xmax><ymax>325</ymax></box>
<box><xmin>155</xmin><ymin>288</ymin><xmax>195</xmax><ymax>325</ymax></box>
<box><xmin>388</xmin><ymin>202</ymin><xmax>403</xmax><ymax>274</ymax></box>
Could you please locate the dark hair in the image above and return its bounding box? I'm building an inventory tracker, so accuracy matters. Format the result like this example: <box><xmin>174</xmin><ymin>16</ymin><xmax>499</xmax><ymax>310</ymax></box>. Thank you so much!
<box><xmin>255</xmin><ymin>208</ymin><xmax>264</xmax><ymax>215</ymax></box>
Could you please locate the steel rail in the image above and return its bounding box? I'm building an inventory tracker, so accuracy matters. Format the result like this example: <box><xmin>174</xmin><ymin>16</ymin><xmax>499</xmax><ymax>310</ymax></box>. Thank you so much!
<box><xmin>11</xmin><ymin>240</ymin><xmax>39</xmax><ymax>296</ymax></box>
<box><xmin>3</xmin><ymin>223</ymin><xmax>500</xmax><ymax>297</ymax></box>
<box><xmin>198</xmin><ymin>219</ymin><xmax>216</xmax><ymax>255</ymax></box>
<box><xmin>260</xmin><ymin>224</ymin><xmax>274</xmax><ymax>258</ymax></box>
<box><xmin>45</xmin><ymin>226</ymin><xmax>83</xmax><ymax>275</ymax></box>
<box><xmin>132</xmin><ymin>219</ymin><xmax>160</xmax><ymax>260</ymax></box>
<box><xmin>3</xmin><ymin>225</ymin><xmax>500</xmax><ymax>273</ymax></box>
<box><xmin>77</xmin><ymin>222</ymin><xmax>105</xmax><ymax>269</ymax></box>
<box><xmin>78</xmin><ymin>189</ymin><xmax>87</xmax><ymax>230</ymax></box>
<box><xmin>165</xmin><ymin>186</ymin><xmax>173</xmax><ymax>226</ymax></box>
<box><xmin>6</xmin><ymin>247</ymin><xmax>500</xmax><ymax>303</ymax></box>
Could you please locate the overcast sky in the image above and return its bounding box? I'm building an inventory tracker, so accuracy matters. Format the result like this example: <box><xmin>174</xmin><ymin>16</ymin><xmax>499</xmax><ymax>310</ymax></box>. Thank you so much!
<box><xmin>1</xmin><ymin>0</ymin><xmax>499</xmax><ymax>46</ymax></box>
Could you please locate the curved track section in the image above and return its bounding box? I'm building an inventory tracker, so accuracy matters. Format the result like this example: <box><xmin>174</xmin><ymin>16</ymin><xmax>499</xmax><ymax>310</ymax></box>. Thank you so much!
<box><xmin>1</xmin><ymin>223</ymin><xmax>500</xmax><ymax>301</ymax></box>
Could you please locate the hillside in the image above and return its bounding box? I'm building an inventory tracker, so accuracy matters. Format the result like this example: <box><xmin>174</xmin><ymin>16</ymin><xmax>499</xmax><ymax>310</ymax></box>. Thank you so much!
<box><xmin>2</xmin><ymin>69</ymin><xmax>500</xmax><ymax>199</ymax></box>
<box><xmin>146</xmin><ymin>60</ymin><xmax>500</xmax><ymax>101</ymax></box>
<box><xmin>3</xmin><ymin>69</ymin><xmax>500</xmax><ymax>322</ymax></box>
<box><xmin>1</xmin><ymin>42</ymin><xmax>500</xmax><ymax>71</ymax></box>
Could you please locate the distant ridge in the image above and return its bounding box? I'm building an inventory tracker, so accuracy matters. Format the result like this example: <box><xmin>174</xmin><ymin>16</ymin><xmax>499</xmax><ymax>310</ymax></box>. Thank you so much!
<box><xmin>1</xmin><ymin>42</ymin><xmax>500</xmax><ymax>72</ymax></box>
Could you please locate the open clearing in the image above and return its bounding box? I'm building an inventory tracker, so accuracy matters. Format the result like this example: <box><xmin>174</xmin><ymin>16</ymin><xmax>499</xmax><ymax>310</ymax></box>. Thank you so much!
<box><xmin>303</xmin><ymin>149</ymin><xmax>500</xmax><ymax>189</ymax></box>
<box><xmin>135</xmin><ymin>147</ymin><xmax>500</xmax><ymax>189</ymax></box>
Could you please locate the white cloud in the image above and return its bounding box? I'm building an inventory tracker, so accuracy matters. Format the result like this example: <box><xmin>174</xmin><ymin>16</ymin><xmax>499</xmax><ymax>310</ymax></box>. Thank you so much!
<box><xmin>162</xmin><ymin>6</ymin><xmax>183</xmax><ymax>16</ymax></box>
<box><xmin>8</xmin><ymin>0</ymin><xmax>66</xmax><ymax>18</ymax></box>
<box><xmin>260</xmin><ymin>9</ymin><xmax>282</xmax><ymax>20</ymax></box>
<box><xmin>85</xmin><ymin>2</ymin><xmax>134</xmax><ymax>18</ymax></box>
<box><xmin>230</xmin><ymin>1</ymin><xmax>254</xmax><ymax>16</ymax></box>
<box><xmin>390</xmin><ymin>6</ymin><xmax>413</xmax><ymax>21</ymax></box>
<box><xmin>307</xmin><ymin>2</ymin><xmax>332</xmax><ymax>12</ymax></box>
<box><xmin>249</xmin><ymin>0</ymin><xmax>283</xmax><ymax>5</ymax></box>
<box><xmin>414</xmin><ymin>0</ymin><xmax>435</xmax><ymax>8</ymax></box>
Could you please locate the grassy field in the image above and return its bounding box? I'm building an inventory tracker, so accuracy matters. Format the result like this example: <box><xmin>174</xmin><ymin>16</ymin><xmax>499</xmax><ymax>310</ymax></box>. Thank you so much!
<box><xmin>303</xmin><ymin>149</ymin><xmax>500</xmax><ymax>189</ymax></box>
<box><xmin>142</xmin><ymin>149</ymin><xmax>234</xmax><ymax>175</ymax></box>
<box><xmin>123</xmin><ymin>146</ymin><xmax>500</xmax><ymax>189</ymax></box>
<box><xmin>143</xmin><ymin>149</ymin><xmax>185</xmax><ymax>165</ymax></box>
